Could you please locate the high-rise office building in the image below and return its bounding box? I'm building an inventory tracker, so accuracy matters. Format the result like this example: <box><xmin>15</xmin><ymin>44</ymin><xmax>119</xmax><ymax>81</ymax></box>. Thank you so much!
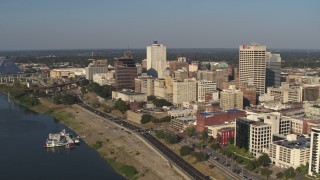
<box><xmin>146</xmin><ymin>41</ymin><xmax>167</xmax><ymax>78</ymax></box>
<box><xmin>114</xmin><ymin>51</ymin><xmax>137</xmax><ymax>90</ymax></box>
<box><xmin>266</xmin><ymin>52</ymin><xmax>281</xmax><ymax>88</ymax></box>
<box><xmin>309</xmin><ymin>126</ymin><xmax>320</xmax><ymax>177</ymax></box>
<box><xmin>239</xmin><ymin>44</ymin><xmax>266</xmax><ymax>95</ymax></box>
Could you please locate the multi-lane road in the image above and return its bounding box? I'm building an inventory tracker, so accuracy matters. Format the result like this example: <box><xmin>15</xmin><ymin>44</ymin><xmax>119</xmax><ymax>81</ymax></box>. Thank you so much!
<box><xmin>78</xmin><ymin>102</ymin><xmax>209</xmax><ymax>180</ymax></box>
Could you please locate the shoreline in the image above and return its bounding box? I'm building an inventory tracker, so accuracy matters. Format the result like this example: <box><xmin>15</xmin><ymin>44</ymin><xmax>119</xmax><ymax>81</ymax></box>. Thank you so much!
<box><xmin>29</xmin><ymin>98</ymin><xmax>185</xmax><ymax>180</ymax></box>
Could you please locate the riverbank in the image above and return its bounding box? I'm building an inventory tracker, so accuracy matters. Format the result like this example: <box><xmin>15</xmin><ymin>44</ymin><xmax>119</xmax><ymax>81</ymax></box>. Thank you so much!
<box><xmin>31</xmin><ymin>98</ymin><xmax>184</xmax><ymax>180</ymax></box>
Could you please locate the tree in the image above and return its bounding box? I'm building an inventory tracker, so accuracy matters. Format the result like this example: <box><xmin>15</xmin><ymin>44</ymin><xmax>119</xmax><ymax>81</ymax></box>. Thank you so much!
<box><xmin>200</xmin><ymin>130</ymin><xmax>209</xmax><ymax>142</ymax></box>
<box><xmin>276</xmin><ymin>172</ymin><xmax>284</xmax><ymax>179</ymax></box>
<box><xmin>185</xmin><ymin>126</ymin><xmax>196</xmax><ymax>137</ymax></box>
<box><xmin>79</xmin><ymin>79</ymin><xmax>89</xmax><ymax>86</ymax></box>
<box><xmin>60</xmin><ymin>94</ymin><xmax>76</xmax><ymax>105</ymax></box>
<box><xmin>191</xmin><ymin>152</ymin><xmax>207</xmax><ymax>162</ymax></box>
<box><xmin>228</xmin><ymin>137</ymin><xmax>234</xmax><ymax>145</ymax></box>
<box><xmin>245</xmin><ymin>160</ymin><xmax>256</xmax><ymax>171</ymax></box>
<box><xmin>284</xmin><ymin>167</ymin><xmax>296</xmax><ymax>179</ymax></box>
<box><xmin>52</xmin><ymin>94</ymin><xmax>61</xmax><ymax>104</ymax></box>
<box><xmin>180</xmin><ymin>146</ymin><xmax>192</xmax><ymax>156</ymax></box>
<box><xmin>257</xmin><ymin>153</ymin><xmax>271</xmax><ymax>167</ymax></box>
<box><xmin>260</xmin><ymin>168</ymin><xmax>272</xmax><ymax>180</ymax></box>
<box><xmin>114</xmin><ymin>98</ymin><xmax>128</xmax><ymax>113</ymax></box>
<box><xmin>141</xmin><ymin>114</ymin><xmax>152</xmax><ymax>124</ymax></box>
<box><xmin>211</xmin><ymin>142</ymin><xmax>220</xmax><ymax>150</ymax></box>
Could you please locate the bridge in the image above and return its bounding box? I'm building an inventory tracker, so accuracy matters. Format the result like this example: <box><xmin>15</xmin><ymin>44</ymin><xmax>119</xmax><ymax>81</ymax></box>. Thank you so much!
<box><xmin>0</xmin><ymin>80</ymin><xmax>80</xmax><ymax>92</ymax></box>
<box><xmin>0</xmin><ymin>73</ymin><xmax>43</xmax><ymax>83</ymax></box>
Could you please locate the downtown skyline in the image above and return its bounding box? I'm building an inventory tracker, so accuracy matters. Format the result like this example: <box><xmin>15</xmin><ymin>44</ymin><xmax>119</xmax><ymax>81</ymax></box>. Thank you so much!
<box><xmin>1</xmin><ymin>0</ymin><xmax>320</xmax><ymax>50</ymax></box>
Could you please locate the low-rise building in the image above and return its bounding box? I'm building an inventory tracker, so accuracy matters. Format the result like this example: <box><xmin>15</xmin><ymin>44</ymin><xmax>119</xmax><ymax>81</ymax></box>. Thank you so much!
<box><xmin>264</xmin><ymin>134</ymin><xmax>310</xmax><ymax>169</ymax></box>
<box><xmin>266</xmin><ymin>82</ymin><xmax>303</xmax><ymax>103</ymax></box>
<box><xmin>207</xmin><ymin>122</ymin><xmax>235</xmax><ymax>139</ymax></box>
<box><xmin>304</xmin><ymin>102</ymin><xmax>320</xmax><ymax>117</ymax></box>
<box><xmin>196</xmin><ymin>109</ymin><xmax>246</xmax><ymax>132</ymax></box>
<box><xmin>50</xmin><ymin>68</ymin><xmax>85</xmax><ymax>78</ymax></box>
<box><xmin>217</xmin><ymin>127</ymin><xmax>235</xmax><ymax>146</ymax></box>
<box><xmin>171</xmin><ymin>117</ymin><xmax>196</xmax><ymax>132</ymax></box>
<box><xmin>112</xmin><ymin>89</ymin><xmax>147</xmax><ymax>102</ymax></box>
<box><xmin>93</xmin><ymin>72</ymin><xmax>115</xmax><ymax>86</ymax></box>
<box><xmin>167</xmin><ymin>109</ymin><xmax>197</xmax><ymax>119</ymax></box>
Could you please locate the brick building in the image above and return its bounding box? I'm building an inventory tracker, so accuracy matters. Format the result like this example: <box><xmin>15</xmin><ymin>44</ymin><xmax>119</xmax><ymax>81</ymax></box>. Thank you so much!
<box><xmin>217</xmin><ymin>127</ymin><xmax>235</xmax><ymax>146</ymax></box>
<box><xmin>196</xmin><ymin>109</ymin><xmax>246</xmax><ymax>132</ymax></box>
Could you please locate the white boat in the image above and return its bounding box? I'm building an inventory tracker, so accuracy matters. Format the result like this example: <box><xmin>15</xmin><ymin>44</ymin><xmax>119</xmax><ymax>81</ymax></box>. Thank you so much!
<box><xmin>44</xmin><ymin>129</ymin><xmax>75</xmax><ymax>148</ymax></box>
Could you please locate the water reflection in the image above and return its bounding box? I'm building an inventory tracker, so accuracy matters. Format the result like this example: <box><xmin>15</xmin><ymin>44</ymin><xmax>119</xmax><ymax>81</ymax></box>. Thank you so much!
<box><xmin>45</xmin><ymin>147</ymin><xmax>73</xmax><ymax>154</ymax></box>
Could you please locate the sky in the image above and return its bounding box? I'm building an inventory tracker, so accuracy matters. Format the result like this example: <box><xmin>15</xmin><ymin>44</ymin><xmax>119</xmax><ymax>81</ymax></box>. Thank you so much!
<box><xmin>0</xmin><ymin>0</ymin><xmax>319</xmax><ymax>50</ymax></box>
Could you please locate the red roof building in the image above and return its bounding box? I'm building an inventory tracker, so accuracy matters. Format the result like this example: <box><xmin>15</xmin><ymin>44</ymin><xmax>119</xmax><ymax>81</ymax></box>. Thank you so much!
<box><xmin>196</xmin><ymin>109</ymin><xmax>246</xmax><ymax>132</ymax></box>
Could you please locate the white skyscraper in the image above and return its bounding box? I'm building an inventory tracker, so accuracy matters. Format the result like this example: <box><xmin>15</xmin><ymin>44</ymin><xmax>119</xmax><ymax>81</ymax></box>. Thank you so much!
<box><xmin>146</xmin><ymin>41</ymin><xmax>167</xmax><ymax>78</ymax></box>
<box><xmin>309</xmin><ymin>126</ymin><xmax>320</xmax><ymax>177</ymax></box>
<box><xmin>239</xmin><ymin>44</ymin><xmax>266</xmax><ymax>95</ymax></box>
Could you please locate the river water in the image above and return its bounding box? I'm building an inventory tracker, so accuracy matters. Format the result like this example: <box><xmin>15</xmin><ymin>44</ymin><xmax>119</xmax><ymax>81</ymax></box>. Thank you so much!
<box><xmin>0</xmin><ymin>93</ymin><xmax>122</xmax><ymax>180</ymax></box>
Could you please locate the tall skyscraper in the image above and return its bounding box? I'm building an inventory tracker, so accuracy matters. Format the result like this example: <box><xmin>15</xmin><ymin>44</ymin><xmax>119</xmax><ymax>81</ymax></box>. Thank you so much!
<box><xmin>309</xmin><ymin>126</ymin><xmax>320</xmax><ymax>177</ymax></box>
<box><xmin>146</xmin><ymin>41</ymin><xmax>167</xmax><ymax>78</ymax></box>
<box><xmin>266</xmin><ymin>52</ymin><xmax>281</xmax><ymax>88</ymax></box>
<box><xmin>114</xmin><ymin>51</ymin><xmax>137</xmax><ymax>90</ymax></box>
<box><xmin>239</xmin><ymin>44</ymin><xmax>266</xmax><ymax>95</ymax></box>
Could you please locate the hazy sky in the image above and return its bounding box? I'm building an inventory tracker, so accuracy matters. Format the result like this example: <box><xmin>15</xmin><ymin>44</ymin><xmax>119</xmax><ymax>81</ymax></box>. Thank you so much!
<box><xmin>0</xmin><ymin>0</ymin><xmax>319</xmax><ymax>50</ymax></box>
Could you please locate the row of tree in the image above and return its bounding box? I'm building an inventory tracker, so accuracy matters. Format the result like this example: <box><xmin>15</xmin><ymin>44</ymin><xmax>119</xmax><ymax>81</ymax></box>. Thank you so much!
<box><xmin>140</xmin><ymin>114</ymin><xmax>171</xmax><ymax>124</ymax></box>
<box><xmin>147</xmin><ymin>96</ymin><xmax>172</xmax><ymax>107</ymax></box>
<box><xmin>86</xmin><ymin>82</ymin><xmax>115</xmax><ymax>99</ymax></box>
<box><xmin>180</xmin><ymin>145</ymin><xmax>208</xmax><ymax>162</ymax></box>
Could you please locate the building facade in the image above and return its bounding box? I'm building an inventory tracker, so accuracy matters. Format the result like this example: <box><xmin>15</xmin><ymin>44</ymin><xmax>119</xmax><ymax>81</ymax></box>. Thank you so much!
<box><xmin>239</xmin><ymin>44</ymin><xmax>266</xmax><ymax>95</ymax></box>
<box><xmin>114</xmin><ymin>51</ymin><xmax>137</xmax><ymax>90</ymax></box>
<box><xmin>146</xmin><ymin>41</ymin><xmax>167</xmax><ymax>78</ymax></box>
<box><xmin>266</xmin><ymin>135</ymin><xmax>310</xmax><ymax>169</ymax></box>
<box><xmin>267</xmin><ymin>82</ymin><xmax>303</xmax><ymax>103</ymax></box>
<box><xmin>309</xmin><ymin>126</ymin><xmax>320</xmax><ymax>176</ymax></box>
<box><xmin>266</xmin><ymin>52</ymin><xmax>281</xmax><ymax>88</ymax></box>
<box><xmin>220</xmin><ymin>85</ymin><xmax>243</xmax><ymax>110</ymax></box>
<box><xmin>85</xmin><ymin>59</ymin><xmax>108</xmax><ymax>80</ymax></box>
<box><xmin>197</xmin><ymin>70</ymin><xmax>228</xmax><ymax>90</ymax></box>
<box><xmin>217</xmin><ymin>127</ymin><xmax>235</xmax><ymax>146</ymax></box>
<box><xmin>249</xmin><ymin>122</ymin><xmax>272</xmax><ymax>157</ymax></box>
<box><xmin>172</xmin><ymin>79</ymin><xmax>197</xmax><ymax>105</ymax></box>
<box><xmin>197</xmin><ymin>110</ymin><xmax>246</xmax><ymax>132</ymax></box>
<box><xmin>134</xmin><ymin>75</ymin><xmax>155</xmax><ymax>96</ymax></box>
<box><xmin>197</xmin><ymin>80</ymin><xmax>217</xmax><ymax>102</ymax></box>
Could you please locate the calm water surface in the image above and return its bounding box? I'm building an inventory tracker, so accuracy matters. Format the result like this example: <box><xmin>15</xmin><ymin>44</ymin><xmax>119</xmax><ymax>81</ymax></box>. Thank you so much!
<box><xmin>0</xmin><ymin>93</ymin><xmax>122</xmax><ymax>180</ymax></box>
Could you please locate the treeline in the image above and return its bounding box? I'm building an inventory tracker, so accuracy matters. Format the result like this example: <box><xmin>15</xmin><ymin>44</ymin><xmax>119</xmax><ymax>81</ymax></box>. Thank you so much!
<box><xmin>140</xmin><ymin>114</ymin><xmax>171</xmax><ymax>124</ymax></box>
<box><xmin>147</xmin><ymin>96</ymin><xmax>172</xmax><ymax>107</ymax></box>
<box><xmin>84</xmin><ymin>82</ymin><xmax>115</xmax><ymax>99</ymax></box>
<box><xmin>180</xmin><ymin>146</ymin><xmax>207</xmax><ymax>162</ymax></box>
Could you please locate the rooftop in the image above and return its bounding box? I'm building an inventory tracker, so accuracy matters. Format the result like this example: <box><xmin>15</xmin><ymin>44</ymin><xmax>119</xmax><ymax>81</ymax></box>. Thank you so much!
<box><xmin>200</xmin><ymin>109</ymin><xmax>243</xmax><ymax>117</ymax></box>
<box><xmin>274</xmin><ymin>135</ymin><xmax>310</xmax><ymax>149</ymax></box>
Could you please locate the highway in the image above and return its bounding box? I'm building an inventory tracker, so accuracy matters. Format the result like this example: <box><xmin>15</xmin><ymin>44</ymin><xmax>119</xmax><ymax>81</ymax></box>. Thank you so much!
<box><xmin>77</xmin><ymin>102</ymin><xmax>210</xmax><ymax>180</ymax></box>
